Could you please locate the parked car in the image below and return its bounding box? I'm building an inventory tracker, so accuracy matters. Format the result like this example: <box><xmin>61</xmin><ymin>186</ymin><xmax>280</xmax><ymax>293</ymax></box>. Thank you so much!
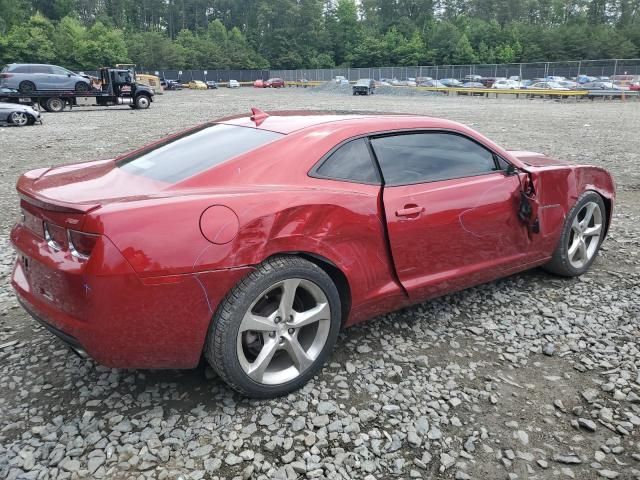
<box><xmin>1</xmin><ymin>63</ymin><xmax>92</xmax><ymax>93</ymax></box>
<box><xmin>296</xmin><ymin>78</ymin><xmax>309</xmax><ymax>87</ymax></box>
<box><xmin>0</xmin><ymin>102</ymin><xmax>41</xmax><ymax>126</ymax></box>
<box><xmin>630</xmin><ymin>82</ymin><xmax>640</xmax><ymax>91</ymax></box>
<box><xmin>254</xmin><ymin>79</ymin><xmax>265</xmax><ymax>88</ymax></box>
<box><xmin>205</xmin><ymin>81</ymin><xmax>218</xmax><ymax>89</ymax></box>
<box><xmin>439</xmin><ymin>78</ymin><xmax>462</xmax><ymax>87</ymax></box>
<box><xmin>519</xmin><ymin>80</ymin><xmax>534</xmax><ymax>89</ymax></box>
<box><xmin>580</xmin><ymin>80</ymin><xmax>614</xmax><ymax>90</ymax></box>
<box><xmin>188</xmin><ymin>80</ymin><xmax>208</xmax><ymax>90</ymax></box>
<box><xmin>419</xmin><ymin>80</ymin><xmax>447</xmax><ymax>88</ymax></box>
<box><xmin>492</xmin><ymin>79</ymin><xmax>520</xmax><ymax>89</ymax></box>
<box><xmin>558</xmin><ymin>80</ymin><xmax>578</xmax><ymax>89</ymax></box>
<box><xmin>334</xmin><ymin>76</ymin><xmax>349</xmax><ymax>85</ymax></box>
<box><xmin>464</xmin><ymin>74</ymin><xmax>482</xmax><ymax>81</ymax></box>
<box><xmin>459</xmin><ymin>82</ymin><xmax>485</xmax><ymax>95</ymax></box>
<box><xmin>164</xmin><ymin>79</ymin><xmax>182</xmax><ymax>90</ymax></box>
<box><xmin>228</xmin><ymin>79</ymin><xmax>240</xmax><ymax>88</ymax></box>
<box><xmin>9</xmin><ymin>109</ymin><xmax>615</xmax><ymax>397</ymax></box>
<box><xmin>265</xmin><ymin>78</ymin><xmax>285</xmax><ymax>88</ymax></box>
<box><xmin>352</xmin><ymin>78</ymin><xmax>375</xmax><ymax>95</ymax></box>
<box><xmin>527</xmin><ymin>81</ymin><xmax>570</xmax><ymax>90</ymax></box>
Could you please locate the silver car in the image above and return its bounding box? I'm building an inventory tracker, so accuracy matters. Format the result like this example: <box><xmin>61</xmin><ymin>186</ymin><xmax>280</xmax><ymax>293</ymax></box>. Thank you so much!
<box><xmin>0</xmin><ymin>102</ymin><xmax>42</xmax><ymax>126</ymax></box>
<box><xmin>0</xmin><ymin>63</ymin><xmax>91</xmax><ymax>94</ymax></box>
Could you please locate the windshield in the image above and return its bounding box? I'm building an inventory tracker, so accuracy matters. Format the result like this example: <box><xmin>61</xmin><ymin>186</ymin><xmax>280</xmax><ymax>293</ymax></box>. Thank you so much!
<box><xmin>118</xmin><ymin>124</ymin><xmax>283</xmax><ymax>183</ymax></box>
<box><xmin>356</xmin><ymin>79</ymin><xmax>371</xmax><ymax>86</ymax></box>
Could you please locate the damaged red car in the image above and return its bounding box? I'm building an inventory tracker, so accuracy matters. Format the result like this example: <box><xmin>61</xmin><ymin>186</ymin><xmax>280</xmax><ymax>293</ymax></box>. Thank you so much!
<box><xmin>11</xmin><ymin>109</ymin><xmax>615</xmax><ymax>397</ymax></box>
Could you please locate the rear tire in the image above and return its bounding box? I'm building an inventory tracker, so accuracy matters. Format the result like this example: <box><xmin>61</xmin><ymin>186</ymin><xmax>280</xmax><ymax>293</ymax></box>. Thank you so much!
<box><xmin>543</xmin><ymin>191</ymin><xmax>607</xmax><ymax>277</ymax></box>
<box><xmin>18</xmin><ymin>81</ymin><xmax>35</xmax><ymax>94</ymax></box>
<box><xmin>45</xmin><ymin>97</ymin><xmax>65</xmax><ymax>113</ymax></box>
<box><xmin>205</xmin><ymin>256</ymin><xmax>342</xmax><ymax>398</ymax></box>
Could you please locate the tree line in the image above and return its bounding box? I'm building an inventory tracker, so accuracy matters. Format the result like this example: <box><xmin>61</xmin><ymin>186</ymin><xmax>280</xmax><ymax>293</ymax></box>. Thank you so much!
<box><xmin>0</xmin><ymin>0</ymin><xmax>638</xmax><ymax>72</ymax></box>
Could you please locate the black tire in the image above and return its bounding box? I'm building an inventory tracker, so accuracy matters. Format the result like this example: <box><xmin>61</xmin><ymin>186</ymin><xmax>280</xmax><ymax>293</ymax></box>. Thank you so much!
<box><xmin>45</xmin><ymin>97</ymin><xmax>65</xmax><ymax>113</ymax></box>
<box><xmin>543</xmin><ymin>191</ymin><xmax>607</xmax><ymax>277</ymax></box>
<box><xmin>134</xmin><ymin>94</ymin><xmax>151</xmax><ymax>109</ymax></box>
<box><xmin>18</xmin><ymin>81</ymin><xmax>36</xmax><ymax>94</ymax></box>
<box><xmin>75</xmin><ymin>81</ymin><xmax>90</xmax><ymax>93</ymax></box>
<box><xmin>205</xmin><ymin>256</ymin><xmax>342</xmax><ymax>398</ymax></box>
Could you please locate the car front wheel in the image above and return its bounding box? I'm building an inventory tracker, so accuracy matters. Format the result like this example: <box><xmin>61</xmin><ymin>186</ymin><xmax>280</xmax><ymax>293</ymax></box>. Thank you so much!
<box><xmin>544</xmin><ymin>191</ymin><xmax>607</xmax><ymax>277</ymax></box>
<box><xmin>9</xmin><ymin>111</ymin><xmax>29</xmax><ymax>126</ymax></box>
<box><xmin>205</xmin><ymin>256</ymin><xmax>341</xmax><ymax>398</ymax></box>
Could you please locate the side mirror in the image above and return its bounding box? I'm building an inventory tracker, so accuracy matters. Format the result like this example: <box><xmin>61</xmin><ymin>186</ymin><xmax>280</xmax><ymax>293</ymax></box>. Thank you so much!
<box><xmin>505</xmin><ymin>163</ymin><xmax>518</xmax><ymax>176</ymax></box>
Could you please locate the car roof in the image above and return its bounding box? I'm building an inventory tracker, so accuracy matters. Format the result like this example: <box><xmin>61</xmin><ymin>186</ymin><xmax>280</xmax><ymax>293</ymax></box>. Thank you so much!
<box><xmin>219</xmin><ymin>110</ymin><xmax>465</xmax><ymax>135</ymax></box>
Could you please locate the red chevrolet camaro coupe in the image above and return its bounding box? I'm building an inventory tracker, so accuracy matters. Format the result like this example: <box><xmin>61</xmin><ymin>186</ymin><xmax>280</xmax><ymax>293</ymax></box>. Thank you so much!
<box><xmin>11</xmin><ymin>109</ymin><xmax>614</xmax><ymax>397</ymax></box>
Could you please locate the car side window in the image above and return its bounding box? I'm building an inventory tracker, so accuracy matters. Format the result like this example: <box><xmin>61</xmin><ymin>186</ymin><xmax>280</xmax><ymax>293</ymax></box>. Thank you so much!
<box><xmin>31</xmin><ymin>66</ymin><xmax>51</xmax><ymax>74</ymax></box>
<box><xmin>13</xmin><ymin>66</ymin><xmax>30</xmax><ymax>73</ymax></box>
<box><xmin>314</xmin><ymin>138</ymin><xmax>380</xmax><ymax>185</ymax></box>
<box><xmin>51</xmin><ymin>66</ymin><xmax>69</xmax><ymax>75</ymax></box>
<box><xmin>370</xmin><ymin>132</ymin><xmax>499</xmax><ymax>186</ymax></box>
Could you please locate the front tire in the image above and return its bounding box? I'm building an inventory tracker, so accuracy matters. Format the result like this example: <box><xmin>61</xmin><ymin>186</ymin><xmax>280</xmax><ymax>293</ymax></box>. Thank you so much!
<box><xmin>544</xmin><ymin>191</ymin><xmax>607</xmax><ymax>277</ymax></box>
<box><xmin>205</xmin><ymin>256</ymin><xmax>341</xmax><ymax>398</ymax></box>
<box><xmin>9</xmin><ymin>111</ymin><xmax>29</xmax><ymax>126</ymax></box>
<box><xmin>75</xmin><ymin>82</ymin><xmax>90</xmax><ymax>93</ymax></box>
<box><xmin>134</xmin><ymin>95</ymin><xmax>150</xmax><ymax>109</ymax></box>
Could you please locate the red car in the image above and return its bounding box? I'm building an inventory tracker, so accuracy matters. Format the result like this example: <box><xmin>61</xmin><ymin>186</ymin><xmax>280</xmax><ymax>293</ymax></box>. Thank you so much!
<box><xmin>265</xmin><ymin>78</ymin><xmax>285</xmax><ymax>88</ymax></box>
<box><xmin>630</xmin><ymin>82</ymin><xmax>640</xmax><ymax>91</ymax></box>
<box><xmin>11</xmin><ymin>109</ymin><xmax>615</xmax><ymax>397</ymax></box>
<box><xmin>253</xmin><ymin>79</ymin><xmax>265</xmax><ymax>88</ymax></box>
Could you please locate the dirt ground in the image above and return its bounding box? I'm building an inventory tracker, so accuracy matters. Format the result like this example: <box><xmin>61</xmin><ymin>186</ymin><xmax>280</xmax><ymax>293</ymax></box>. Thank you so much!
<box><xmin>0</xmin><ymin>88</ymin><xmax>638</xmax><ymax>480</ymax></box>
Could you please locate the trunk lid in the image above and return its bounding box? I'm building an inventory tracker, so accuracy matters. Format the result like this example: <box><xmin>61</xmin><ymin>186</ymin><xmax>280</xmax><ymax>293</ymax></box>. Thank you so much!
<box><xmin>17</xmin><ymin>159</ymin><xmax>169</xmax><ymax>214</ymax></box>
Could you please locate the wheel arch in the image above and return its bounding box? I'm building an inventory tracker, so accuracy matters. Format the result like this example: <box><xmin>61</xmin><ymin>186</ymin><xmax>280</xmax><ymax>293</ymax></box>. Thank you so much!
<box><xmin>263</xmin><ymin>251</ymin><xmax>352</xmax><ymax>325</ymax></box>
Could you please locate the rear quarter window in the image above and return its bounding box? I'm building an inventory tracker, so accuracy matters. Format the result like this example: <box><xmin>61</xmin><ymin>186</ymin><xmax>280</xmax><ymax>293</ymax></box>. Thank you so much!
<box><xmin>313</xmin><ymin>138</ymin><xmax>380</xmax><ymax>185</ymax></box>
<box><xmin>118</xmin><ymin>124</ymin><xmax>282</xmax><ymax>183</ymax></box>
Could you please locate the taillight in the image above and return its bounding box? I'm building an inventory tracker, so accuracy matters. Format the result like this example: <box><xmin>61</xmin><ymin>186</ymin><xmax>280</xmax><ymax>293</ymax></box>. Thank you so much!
<box><xmin>0</xmin><ymin>73</ymin><xmax>12</xmax><ymax>79</ymax></box>
<box><xmin>68</xmin><ymin>230</ymin><xmax>99</xmax><ymax>260</ymax></box>
<box><xmin>44</xmin><ymin>222</ymin><xmax>68</xmax><ymax>250</ymax></box>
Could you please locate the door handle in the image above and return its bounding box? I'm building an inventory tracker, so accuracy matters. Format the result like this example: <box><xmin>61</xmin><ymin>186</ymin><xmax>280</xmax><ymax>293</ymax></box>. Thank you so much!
<box><xmin>395</xmin><ymin>206</ymin><xmax>424</xmax><ymax>217</ymax></box>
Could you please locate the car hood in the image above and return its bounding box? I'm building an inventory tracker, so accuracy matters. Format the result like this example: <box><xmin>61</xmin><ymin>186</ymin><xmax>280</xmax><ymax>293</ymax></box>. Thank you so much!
<box><xmin>507</xmin><ymin>150</ymin><xmax>569</xmax><ymax>168</ymax></box>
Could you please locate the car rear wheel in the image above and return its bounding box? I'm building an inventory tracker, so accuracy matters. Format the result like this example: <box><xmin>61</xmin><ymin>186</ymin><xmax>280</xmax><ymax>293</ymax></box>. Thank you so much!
<box><xmin>45</xmin><ymin>97</ymin><xmax>65</xmax><ymax>113</ymax></box>
<box><xmin>205</xmin><ymin>256</ymin><xmax>341</xmax><ymax>398</ymax></box>
<box><xmin>18</xmin><ymin>81</ymin><xmax>36</xmax><ymax>94</ymax></box>
<box><xmin>543</xmin><ymin>191</ymin><xmax>606</xmax><ymax>277</ymax></box>
<box><xmin>9</xmin><ymin>111</ymin><xmax>29</xmax><ymax>127</ymax></box>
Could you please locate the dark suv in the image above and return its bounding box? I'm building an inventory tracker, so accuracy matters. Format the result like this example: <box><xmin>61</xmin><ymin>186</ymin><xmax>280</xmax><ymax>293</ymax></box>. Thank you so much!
<box><xmin>1</xmin><ymin>64</ymin><xmax>92</xmax><ymax>93</ymax></box>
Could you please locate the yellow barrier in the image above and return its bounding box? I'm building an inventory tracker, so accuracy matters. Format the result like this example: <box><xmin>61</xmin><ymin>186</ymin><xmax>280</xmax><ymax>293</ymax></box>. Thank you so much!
<box><xmin>415</xmin><ymin>86</ymin><xmax>588</xmax><ymax>97</ymax></box>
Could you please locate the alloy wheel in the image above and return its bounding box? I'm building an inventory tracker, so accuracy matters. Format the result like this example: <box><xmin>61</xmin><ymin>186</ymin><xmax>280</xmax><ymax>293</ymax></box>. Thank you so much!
<box><xmin>236</xmin><ymin>278</ymin><xmax>331</xmax><ymax>385</ymax></box>
<box><xmin>10</xmin><ymin>112</ymin><xmax>29</xmax><ymax>126</ymax></box>
<box><xmin>567</xmin><ymin>201</ymin><xmax>603</xmax><ymax>269</ymax></box>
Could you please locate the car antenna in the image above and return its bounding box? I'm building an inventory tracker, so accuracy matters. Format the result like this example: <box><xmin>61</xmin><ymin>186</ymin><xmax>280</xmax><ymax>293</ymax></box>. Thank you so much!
<box><xmin>250</xmin><ymin>107</ymin><xmax>269</xmax><ymax>126</ymax></box>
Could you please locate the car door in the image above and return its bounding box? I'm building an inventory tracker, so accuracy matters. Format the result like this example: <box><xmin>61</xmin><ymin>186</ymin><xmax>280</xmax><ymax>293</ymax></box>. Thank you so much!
<box><xmin>371</xmin><ymin>131</ymin><xmax>532</xmax><ymax>302</ymax></box>
<box><xmin>30</xmin><ymin>65</ymin><xmax>52</xmax><ymax>89</ymax></box>
<box><xmin>49</xmin><ymin>66</ymin><xmax>73</xmax><ymax>89</ymax></box>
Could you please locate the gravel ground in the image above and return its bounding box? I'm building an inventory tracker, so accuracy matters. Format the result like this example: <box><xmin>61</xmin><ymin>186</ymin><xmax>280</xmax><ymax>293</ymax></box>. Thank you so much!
<box><xmin>0</xmin><ymin>89</ymin><xmax>639</xmax><ymax>480</ymax></box>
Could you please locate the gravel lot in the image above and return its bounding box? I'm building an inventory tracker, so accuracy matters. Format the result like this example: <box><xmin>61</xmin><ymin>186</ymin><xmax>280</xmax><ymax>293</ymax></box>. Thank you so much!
<box><xmin>0</xmin><ymin>89</ymin><xmax>639</xmax><ymax>480</ymax></box>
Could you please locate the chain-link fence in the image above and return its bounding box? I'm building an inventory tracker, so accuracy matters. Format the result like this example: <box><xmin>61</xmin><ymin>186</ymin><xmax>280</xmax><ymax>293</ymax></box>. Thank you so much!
<box><xmin>269</xmin><ymin>59</ymin><xmax>640</xmax><ymax>82</ymax></box>
<box><xmin>93</xmin><ymin>59</ymin><xmax>640</xmax><ymax>83</ymax></box>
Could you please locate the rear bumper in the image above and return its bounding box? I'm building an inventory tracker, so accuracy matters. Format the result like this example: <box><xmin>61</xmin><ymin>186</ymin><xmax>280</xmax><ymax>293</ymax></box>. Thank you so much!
<box><xmin>18</xmin><ymin>296</ymin><xmax>88</xmax><ymax>358</ymax></box>
<box><xmin>11</xmin><ymin>223</ymin><xmax>252</xmax><ymax>369</ymax></box>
